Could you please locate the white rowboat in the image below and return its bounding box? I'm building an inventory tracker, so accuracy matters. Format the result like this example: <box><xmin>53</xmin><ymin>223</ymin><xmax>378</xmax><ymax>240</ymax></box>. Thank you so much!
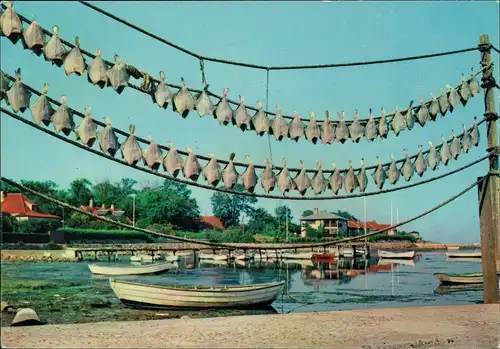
<box><xmin>281</xmin><ymin>252</ymin><xmax>314</xmax><ymax>260</ymax></box>
<box><xmin>445</xmin><ymin>251</ymin><xmax>482</xmax><ymax>258</ymax></box>
<box><xmin>445</xmin><ymin>257</ymin><xmax>482</xmax><ymax>263</ymax></box>
<box><xmin>109</xmin><ymin>279</ymin><xmax>285</xmax><ymax>309</ymax></box>
<box><xmin>199</xmin><ymin>253</ymin><xmax>229</xmax><ymax>261</ymax></box>
<box><xmin>378</xmin><ymin>250</ymin><xmax>415</xmax><ymax>259</ymax></box>
<box><xmin>378</xmin><ymin>258</ymin><xmax>416</xmax><ymax>267</ymax></box>
<box><xmin>447</xmin><ymin>246</ymin><xmax>460</xmax><ymax>250</ymax></box>
<box><xmin>235</xmin><ymin>253</ymin><xmax>254</xmax><ymax>261</ymax></box>
<box><xmin>88</xmin><ymin>262</ymin><xmax>171</xmax><ymax>276</ymax></box>
<box><xmin>434</xmin><ymin>272</ymin><xmax>483</xmax><ymax>285</ymax></box>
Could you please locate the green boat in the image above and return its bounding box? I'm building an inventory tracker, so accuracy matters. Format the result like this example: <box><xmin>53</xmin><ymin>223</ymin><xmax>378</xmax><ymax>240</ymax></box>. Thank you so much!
<box><xmin>433</xmin><ymin>272</ymin><xmax>483</xmax><ymax>285</ymax></box>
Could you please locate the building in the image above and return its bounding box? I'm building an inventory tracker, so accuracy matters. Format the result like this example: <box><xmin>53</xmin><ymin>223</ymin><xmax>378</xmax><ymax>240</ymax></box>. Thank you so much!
<box><xmin>300</xmin><ymin>208</ymin><xmax>348</xmax><ymax>238</ymax></box>
<box><xmin>79</xmin><ymin>199</ymin><xmax>131</xmax><ymax>223</ymax></box>
<box><xmin>410</xmin><ymin>231</ymin><xmax>422</xmax><ymax>241</ymax></box>
<box><xmin>347</xmin><ymin>220</ymin><xmax>394</xmax><ymax>236</ymax></box>
<box><xmin>199</xmin><ymin>216</ymin><xmax>225</xmax><ymax>231</ymax></box>
<box><xmin>0</xmin><ymin>191</ymin><xmax>61</xmax><ymax>221</ymax></box>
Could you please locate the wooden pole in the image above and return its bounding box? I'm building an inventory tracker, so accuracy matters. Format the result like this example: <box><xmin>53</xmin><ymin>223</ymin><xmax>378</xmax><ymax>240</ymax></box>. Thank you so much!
<box><xmin>478</xmin><ymin>34</ymin><xmax>499</xmax><ymax>304</ymax></box>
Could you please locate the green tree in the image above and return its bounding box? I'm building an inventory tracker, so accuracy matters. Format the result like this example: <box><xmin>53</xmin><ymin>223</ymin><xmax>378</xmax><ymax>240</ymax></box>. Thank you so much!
<box><xmin>301</xmin><ymin>209</ymin><xmax>314</xmax><ymax>217</ymax></box>
<box><xmin>18</xmin><ymin>180</ymin><xmax>66</xmax><ymax>217</ymax></box>
<box><xmin>331</xmin><ymin>209</ymin><xmax>359</xmax><ymax>221</ymax></box>
<box><xmin>210</xmin><ymin>184</ymin><xmax>257</xmax><ymax>227</ymax></box>
<box><xmin>67</xmin><ymin>178</ymin><xmax>93</xmax><ymax>207</ymax></box>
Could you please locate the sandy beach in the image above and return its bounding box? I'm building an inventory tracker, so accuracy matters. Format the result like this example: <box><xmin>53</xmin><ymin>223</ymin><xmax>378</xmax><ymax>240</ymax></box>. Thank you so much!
<box><xmin>1</xmin><ymin>304</ymin><xmax>498</xmax><ymax>348</ymax></box>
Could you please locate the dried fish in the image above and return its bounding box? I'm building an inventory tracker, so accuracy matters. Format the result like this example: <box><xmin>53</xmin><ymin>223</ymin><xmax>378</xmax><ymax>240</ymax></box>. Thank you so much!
<box><xmin>6</xmin><ymin>68</ymin><xmax>31</xmax><ymax>113</ymax></box>
<box><xmin>428</xmin><ymin>93</ymin><xmax>439</xmax><ymax>120</ymax></box>
<box><xmin>87</xmin><ymin>49</ymin><xmax>108</xmax><ymax>89</ymax></box>
<box><xmin>154</xmin><ymin>71</ymin><xmax>173</xmax><ymax>109</ymax></box>
<box><xmin>276</xmin><ymin>158</ymin><xmax>294</xmax><ymax>194</ymax></box>
<box><xmin>260</xmin><ymin>158</ymin><xmax>276</xmax><ymax>193</ymax></box>
<box><xmin>222</xmin><ymin>153</ymin><xmax>239</xmax><ymax>189</ymax></box>
<box><xmin>51</xmin><ymin>95</ymin><xmax>74</xmax><ymax>135</ymax></box>
<box><xmin>357</xmin><ymin>159</ymin><xmax>368</xmax><ymax>193</ymax></box>
<box><xmin>142</xmin><ymin>136</ymin><xmax>163</xmax><ymax>171</ymax></box>
<box><xmin>214</xmin><ymin>88</ymin><xmax>233</xmax><ymax>125</ymax></box>
<box><xmin>98</xmin><ymin>118</ymin><xmax>119</xmax><ymax>157</ymax></box>
<box><xmin>461</xmin><ymin>124</ymin><xmax>471</xmax><ymax>154</ymax></box>
<box><xmin>0</xmin><ymin>1</ymin><xmax>22</xmax><ymax>44</ymax></box>
<box><xmin>0</xmin><ymin>72</ymin><xmax>11</xmax><ymax>102</ymax></box>
<box><xmin>293</xmin><ymin>161</ymin><xmax>311</xmax><ymax>196</ymax></box>
<box><xmin>467</xmin><ymin>70</ymin><xmax>480</xmax><ymax>97</ymax></box>
<box><xmin>414</xmin><ymin>145</ymin><xmax>427</xmax><ymax>177</ymax></box>
<box><xmin>252</xmin><ymin>100</ymin><xmax>269</xmax><ymax>136</ymax></box>
<box><xmin>335</xmin><ymin>111</ymin><xmax>350</xmax><ymax>143</ymax></box>
<box><xmin>364</xmin><ymin>109</ymin><xmax>377</xmax><ymax>141</ymax></box>
<box><xmin>470</xmin><ymin>117</ymin><xmax>480</xmax><ymax>146</ymax></box>
<box><xmin>328</xmin><ymin>163</ymin><xmax>343</xmax><ymax>195</ymax></box>
<box><xmin>378</xmin><ymin>108</ymin><xmax>388</xmax><ymax>139</ymax></box>
<box><xmin>404</xmin><ymin>102</ymin><xmax>415</xmax><ymax>130</ymax></box>
<box><xmin>30</xmin><ymin>83</ymin><xmax>54</xmax><ymax>126</ymax></box>
<box><xmin>343</xmin><ymin>160</ymin><xmax>359</xmax><ymax>193</ymax></box>
<box><xmin>348</xmin><ymin>110</ymin><xmax>364</xmax><ymax>143</ymax></box>
<box><xmin>321</xmin><ymin>110</ymin><xmax>335</xmax><ymax>144</ymax></box>
<box><xmin>416</xmin><ymin>97</ymin><xmax>429</xmax><ymax>127</ymax></box>
<box><xmin>120</xmin><ymin>125</ymin><xmax>142</xmax><ymax>166</ymax></box>
<box><xmin>439</xmin><ymin>135</ymin><xmax>451</xmax><ymax>166</ymax></box>
<box><xmin>391</xmin><ymin>107</ymin><xmax>407</xmax><ymax>136</ymax></box>
<box><xmin>234</xmin><ymin>96</ymin><xmax>251</xmax><ymax>131</ymax></box>
<box><xmin>195</xmin><ymin>85</ymin><xmax>215</xmax><ymax>117</ymax></box>
<box><xmin>106</xmin><ymin>54</ymin><xmax>130</xmax><ymax>94</ymax></box>
<box><xmin>241</xmin><ymin>156</ymin><xmax>258</xmax><ymax>193</ymax></box>
<box><xmin>371</xmin><ymin>156</ymin><xmax>386</xmax><ymax>189</ymax></box>
<box><xmin>203</xmin><ymin>154</ymin><xmax>222</xmax><ymax>186</ymax></box>
<box><xmin>43</xmin><ymin>25</ymin><xmax>66</xmax><ymax>67</ymax></box>
<box><xmin>289</xmin><ymin>110</ymin><xmax>304</xmax><ymax>141</ymax></box>
<box><xmin>271</xmin><ymin>104</ymin><xmax>289</xmax><ymax>141</ymax></box>
<box><xmin>64</xmin><ymin>37</ymin><xmax>86</xmax><ymax>76</ymax></box>
<box><xmin>458</xmin><ymin>74</ymin><xmax>471</xmax><ymax>106</ymax></box>
<box><xmin>426</xmin><ymin>141</ymin><xmax>439</xmax><ymax>171</ymax></box>
<box><xmin>449</xmin><ymin>130</ymin><xmax>461</xmax><ymax>160</ymax></box>
<box><xmin>401</xmin><ymin>150</ymin><xmax>414</xmax><ymax>182</ymax></box>
<box><xmin>162</xmin><ymin>142</ymin><xmax>184</xmax><ymax>177</ymax></box>
<box><xmin>182</xmin><ymin>147</ymin><xmax>201</xmax><ymax>181</ymax></box>
<box><xmin>446</xmin><ymin>84</ymin><xmax>461</xmax><ymax>112</ymax></box>
<box><xmin>22</xmin><ymin>21</ymin><xmax>45</xmax><ymax>56</ymax></box>
<box><xmin>173</xmin><ymin>78</ymin><xmax>195</xmax><ymax>118</ymax></box>
<box><xmin>306</xmin><ymin>112</ymin><xmax>321</xmax><ymax>144</ymax></box>
<box><xmin>75</xmin><ymin>107</ymin><xmax>97</xmax><ymax>147</ymax></box>
<box><xmin>437</xmin><ymin>88</ymin><xmax>449</xmax><ymax>116</ymax></box>
<box><xmin>311</xmin><ymin>160</ymin><xmax>326</xmax><ymax>195</ymax></box>
<box><xmin>386</xmin><ymin>154</ymin><xmax>400</xmax><ymax>185</ymax></box>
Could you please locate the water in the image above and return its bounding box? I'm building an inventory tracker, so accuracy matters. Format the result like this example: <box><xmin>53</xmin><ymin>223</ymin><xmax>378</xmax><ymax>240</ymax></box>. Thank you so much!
<box><xmin>0</xmin><ymin>252</ymin><xmax>483</xmax><ymax>326</ymax></box>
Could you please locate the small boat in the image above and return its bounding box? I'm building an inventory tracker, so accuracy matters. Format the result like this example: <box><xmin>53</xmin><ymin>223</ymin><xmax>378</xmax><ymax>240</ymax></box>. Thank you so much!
<box><xmin>199</xmin><ymin>259</ymin><xmax>229</xmax><ymax>266</ymax></box>
<box><xmin>446</xmin><ymin>257</ymin><xmax>482</xmax><ymax>263</ymax></box>
<box><xmin>281</xmin><ymin>259</ymin><xmax>313</xmax><ymax>267</ymax></box>
<box><xmin>199</xmin><ymin>253</ymin><xmax>229</xmax><ymax>261</ymax></box>
<box><xmin>447</xmin><ymin>246</ymin><xmax>460</xmax><ymax>250</ymax></box>
<box><xmin>341</xmin><ymin>249</ymin><xmax>354</xmax><ymax>258</ymax></box>
<box><xmin>445</xmin><ymin>251</ymin><xmax>481</xmax><ymax>258</ymax></box>
<box><xmin>378</xmin><ymin>250</ymin><xmax>415</xmax><ymax>259</ymax></box>
<box><xmin>109</xmin><ymin>279</ymin><xmax>285</xmax><ymax>309</ymax></box>
<box><xmin>88</xmin><ymin>262</ymin><xmax>171</xmax><ymax>276</ymax></box>
<box><xmin>312</xmin><ymin>253</ymin><xmax>335</xmax><ymax>260</ymax></box>
<box><xmin>378</xmin><ymin>258</ymin><xmax>416</xmax><ymax>267</ymax></box>
<box><xmin>434</xmin><ymin>284</ymin><xmax>483</xmax><ymax>295</ymax></box>
<box><xmin>130</xmin><ymin>254</ymin><xmax>165</xmax><ymax>262</ymax></box>
<box><xmin>235</xmin><ymin>253</ymin><xmax>254</xmax><ymax>261</ymax></box>
<box><xmin>281</xmin><ymin>252</ymin><xmax>314</xmax><ymax>260</ymax></box>
<box><xmin>165</xmin><ymin>255</ymin><xmax>180</xmax><ymax>262</ymax></box>
<box><xmin>434</xmin><ymin>272</ymin><xmax>483</xmax><ymax>285</ymax></box>
<box><xmin>174</xmin><ymin>251</ymin><xmax>193</xmax><ymax>257</ymax></box>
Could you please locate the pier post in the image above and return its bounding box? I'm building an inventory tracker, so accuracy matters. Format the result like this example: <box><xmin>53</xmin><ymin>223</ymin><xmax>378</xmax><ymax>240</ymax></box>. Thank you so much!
<box><xmin>478</xmin><ymin>34</ymin><xmax>499</xmax><ymax>304</ymax></box>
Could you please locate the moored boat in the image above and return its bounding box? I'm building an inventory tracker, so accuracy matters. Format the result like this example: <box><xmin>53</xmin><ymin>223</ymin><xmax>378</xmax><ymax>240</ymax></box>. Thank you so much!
<box><xmin>378</xmin><ymin>258</ymin><xmax>416</xmax><ymax>267</ymax></box>
<box><xmin>445</xmin><ymin>257</ymin><xmax>482</xmax><ymax>263</ymax></box>
<box><xmin>311</xmin><ymin>253</ymin><xmax>335</xmax><ymax>261</ymax></box>
<box><xmin>433</xmin><ymin>272</ymin><xmax>483</xmax><ymax>285</ymax></box>
<box><xmin>235</xmin><ymin>253</ymin><xmax>254</xmax><ymax>261</ymax></box>
<box><xmin>109</xmin><ymin>279</ymin><xmax>285</xmax><ymax>309</ymax></box>
<box><xmin>434</xmin><ymin>284</ymin><xmax>483</xmax><ymax>294</ymax></box>
<box><xmin>378</xmin><ymin>250</ymin><xmax>415</xmax><ymax>259</ymax></box>
<box><xmin>447</xmin><ymin>246</ymin><xmax>460</xmax><ymax>250</ymax></box>
<box><xmin>199</xmin><ymin>253</ymin><xmax>230</xmax><ymax>261</ymax></box>
<box><xmin>130</xmin><ymin>254</ymin><xmax>165</xmax><ymax>262</ymax></box>
<box><xmin>88</xmin><ymin>262</ymin><xmax>172</xmax><ymax>276</ymax></box>
<box><xmin>282</xmin><ymin>252</ymin><xmax>314</xmax><ymax>260</ymax></box>
<box><xmin>445</xmin><ymin>251</ymin><xmax>481</xmax><ymax>258</ymax></box>
<box><xmin>165</xmin><ymin>255</ymin><xmax>180</xmax><ymax>262</ymax></box>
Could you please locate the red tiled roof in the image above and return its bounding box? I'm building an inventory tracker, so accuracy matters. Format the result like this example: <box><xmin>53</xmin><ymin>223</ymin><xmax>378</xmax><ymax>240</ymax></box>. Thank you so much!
<box><xmin>79</xmin><ymin>204</ymin><xmax>130</xmax><ymax>221</ymax></box>
<box><xmin>347</xmin><ymin>220</ymin><xmax>392</xmax><ymax>231</ymax></box>
<box><xmin>200</xmin><ymin>216</ymin><xmax>225</xmax><ymax>230</ymax></box>
<box><xmin>1</xmin><ymin>193</ymin><xmax>61</xmax><ymax>219</ymax></box>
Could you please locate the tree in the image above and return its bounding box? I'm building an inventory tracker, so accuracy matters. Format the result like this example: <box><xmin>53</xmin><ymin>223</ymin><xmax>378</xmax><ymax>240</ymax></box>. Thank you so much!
<box><xmin>210</xmin><ymin>184</ymin><xmax>257</xmax><ymax>227</ymax></box>
<box><xmin>67</xmin><ymin>178</ymin><xmax>93</xmax><ymax>207</ymax></box>
<box><xmin>19</xmin><ymin>180</ymin><xmax>66</xmax><ymax>217</ymax></box>
<box><xmin>332</xmin><ymin>209</ymin><xmax>359</xmax><ymax>222</ymax></box>
<box><xmin>275</xmin><ymin>205</ymin><xmax>293</xmax><ymax>223</ymax></box>
<box><xmin>302</xmin><ymin>209</ymin><xmax>313</xmax><ymax>217</ymax></box>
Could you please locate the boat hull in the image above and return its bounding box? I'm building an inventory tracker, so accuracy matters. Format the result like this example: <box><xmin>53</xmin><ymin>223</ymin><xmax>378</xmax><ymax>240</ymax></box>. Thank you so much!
<box><xmin>434</xmin><ymin>272</ymin><xmax>483</xmax><ymax>285</ymax></box>
<box><xmin>445</xmin><ymin>251</ymin><xmax>482</xmax><ymax>258</ymax></box>
<box><xmin>378</xmin><ymin>258</ymin><xmax>416</xmax><ymax>267</ymax></box>
<box><xmin>199</xmin><ymin>253</ymin><xmax>229</xmax><ymax>261</ymax></box>
<box><xmin>88</xmin><ymin>262</ymin><xmax>171</xmax><ymax>276</ymax></box>
<box><xmin>378</xmin><ymin>250</ymin><xmax>415</xmax><ymax>259</ymax></box>
<box><xmin>282</xmin><ymin>252</ymin><xmax>314</xmax><ymax>260</ymax></box>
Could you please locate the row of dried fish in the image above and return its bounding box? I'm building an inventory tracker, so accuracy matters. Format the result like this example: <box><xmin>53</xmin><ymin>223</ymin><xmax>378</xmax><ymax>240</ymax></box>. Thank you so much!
<box><xmin>0</xmin><ymin>2</ymin><xmax>482</xmax><ymax>145</ymax></box>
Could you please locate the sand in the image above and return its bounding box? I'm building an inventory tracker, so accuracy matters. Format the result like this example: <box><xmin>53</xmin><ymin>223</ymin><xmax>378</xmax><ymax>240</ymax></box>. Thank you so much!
<box><xmin>1</xmin><ymin>304</ymin><xmax>499</xmax><ymax>348</ymax></box>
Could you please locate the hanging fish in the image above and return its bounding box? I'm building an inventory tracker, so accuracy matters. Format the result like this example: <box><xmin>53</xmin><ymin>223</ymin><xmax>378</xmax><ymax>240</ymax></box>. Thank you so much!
<box><xmin>30</xmin><ymin>83</ymin><xmax>54</xmax><ymax>126</ymax></box>
<box><xmin>142</xmin><ymin>136</ymin><xmax>163</xmax><ymax>171</ymax></box>
<box><xmin>386</xmin><ymin>154</ymin><xmax>400</xmax><ymax>185</ymax></box>
<box><xmin>414</xmin><ymin>145</ymin><xmax>427</xmax><ymax>177</ymax></box>
<box><xmin>321</xmin><ymin>110</ymin><xmax>335</xmax><ymax>144</ymax></box>
<box><xmin>271</xmin><ymin>104</ymin><xmax>289</xmax><ymax>141</ymax></box>
<box><xmin>98</xmin><ymin>118</ymin><xmax>119</xmax><ymax>157</ymax></box>
<box><xmin>75</xmin><ymin>107</ymin><xmax>97</xmax><ymax>147</ymax></box>
<box><xmin>348</xmin><ymin>110</ymin><xmax>364</xmax><ymax>143</ymax></box>
<box><xmin>63</xmin><ymin>36</ymin><xmax>86</xmax><ymax>76</ymax></box>
<box><xmin>458</xmin><ymin>74</ymin><xmax>471</xmax><ymax>106</ymax></box>
<box><xmin>195</xmin><ymin>85</ymin><xmax>215</xmax><ymax>117</ymax></box>
<box><xmin>364</xmin><ymin>109</ymin><xmax>377</xmax><ymax>141</ymax></box>
<box><xmin>428</xmin><ymin>93</ymin><xmax>440</xmax><ymax>120</ymax></box>
<box><xmin>391</xmin><ymin>106</ymin><xmax>407</xmax><ymax>136</ymax></box>
<box><xmin>251</xmin><ymin>100</ymin><xmax>269</xmax><ymax>136</ymax></box>
<box><xmin>153</xmin><ymin>71</ymin><xmax>173</xmax><ymax>109</ymax></box>
<box><xmin>43</xmin><ymin>25</ymin><xmax>66</xmax><ymax>67</ymax></box>
<box><xmin>437</xmin><ymin>88</ymin><xmax>449</xmax><ymax>116</ymax></box>
<box><xmin>416</xmin><ymin>97</ymin><xmax>429</xmax><ymax>127</ymax></box>
<box><xmin>328</xmin><ymin>163</ymin><xmax>343</xmax><ymax>194</ymax></box>
<box><xmin>22</xmin><ymin>20</ymin><xmax>45</xmax><ymax>56</ymax></box>
<box><xmin>51</xmin><ymin>95</ymin><xmax>74</xmax><ymax>136</ymax></box>
<box><xmin>106</xmin><ymin>54</ymin><xmax>130</xmax><ymax>94</ymax></box>
<box><xmin>183</xmin><ymin>147</ymin><xmax>201</xmax><ymax>181</ymax></box>
<box><xmin>222</xmin><ymin>153</ymin><xmax>239</xmax><ymax>189</ymax></box>
<box><xmin>173</xmin><ymin>78</ymin><xmax>195</xmax><ymax>118</ymax></box>
<box><xmin>426</xmin><ymin>141</ymin><xmax>439</xmax><ymax>171</ymax></box>
<box><xmin>214</xmin><ymin>88</ymin><xmax>233</xmax><ymax>125</ymax></box>
<box><xmin>288</xmin><ymin>110</ymin><xmax>304</xmax><ymax>141</ymax></box>
<box><xmin>203</xmin><ymin>154</ymin><xmax>222</xmax><ymax>186</ymax></box>
<box><xmin>446</xmin><ymin>84</ymin><xmax>461</xmax><ymax>112</ymax></box>
<box><xmin>461</xmin><ymin>124</ymin><xmax>471</xmax><ymax>154</ymax></box>
<box><xmin>87</xmin><ymin>49</ymin><xmax>108</xmax><ymax>89</ymax></box>
<box><xmin>120</xmin><ymin>125</ymin><xmax>142</xmax><ymax>166</ymax></box>
<box><xmin>378</xmin><ymin>108</ymin><xmax>388</xmax><ymax>139</ymax></box>
<box><xmin>260</xmin><ymin>158</ymin><xmax>276</xmax><ymax>193</ymax></box>
<box><xmin>0</xmin><ymin>1</ymin><xmax>22</xmax><ymax>44</ymax></box>
<box><xmin>343</xmin><ymin>160</ymin><xmax>359</xmax><ymax>193</ymax></box>
<box><xmin>335</xmin><ymin>111</ymin><xmax>350</xmax><ymax>143</ymax></box>
<box><xmin>371</xmin><ymin>156</ymin><xmax>386</xmax><ymax>189</ymax></box>
<box><xmin>357</xmin><ymin>159</ymin><xmax>368</xmax><ymax>193</ymax></box>
<box><xmin>0</xmin><ymin>72</ymin><xmax>11</xmax><ymax>103</ymax></box>
<box><xmin>293</xmin><ymin>161</ymin><xmax>311</xmax><ymax>196</ymax></box>
<box><xmin>400</xmin><ymin>150</ymin><xmax>414</xmax><ymax>182</ymax></box>
<box><xmin>162</xmin><ymin>142</ymin><xmax>184</xmax><ymax>177</ymax></box>
<box><xmin>234</xmin><ymin>96</ymin><xmax>251</xmax><ymax>131</ymax></box>
<box><xmin>450</xmin><ymin>130</ymin><xmax>461</xmax><ymax>160</ymax></box>
<box><xmin>404</xmin><ymin>102</ymin><xmax>415</xmax><ymax>130</ymax></box>
<box><xmin>6</xmin><ymin>68</ymin><xmax>31</xmax><ymax>113</ymax></box>
<box><xmin>439</xmin><ymin>135</ymin><xmax>451</xmax><ymax>166</ymax></box>
<box><xmin>306</xmin><ymin>112</ymin><xmax>321</xmax><ymax>144</ymax></box>
<box><xmin>467</xmin><ymin>70</ymin><xmax>481</xmax><ymax>97</ymax></box>
<box><xmin>470</xmin><ymin>117</ymin><xmax>480</xmax><ymax>146</ymax></box>
<box><xmin>276</xmin><ymin>158</ymin><xmax>294</xmax><ymax>195</ymax></box>
<box><xmin>241</xmin><ymin>156</ymin><xmax>258</xmax><ymax>193</ymax></box>
<box><xmin>311</xmin><ymin>160</ymin><xmax>326</xmax><ymax>195</ymax></box>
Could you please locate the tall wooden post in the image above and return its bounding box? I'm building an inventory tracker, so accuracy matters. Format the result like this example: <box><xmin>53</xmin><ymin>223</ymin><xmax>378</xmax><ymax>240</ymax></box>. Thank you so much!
<box><xmin>478</xmin><ymin>34</ymin><xmax>499</xmax><ymax>304</ymax></box>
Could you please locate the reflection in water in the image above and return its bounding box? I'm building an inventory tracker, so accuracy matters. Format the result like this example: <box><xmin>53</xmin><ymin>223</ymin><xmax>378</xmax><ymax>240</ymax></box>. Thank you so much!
<box><xmin>434</xmin><ymin>284</ymin><xmax>483</xmax><ymax>294</ymax></box>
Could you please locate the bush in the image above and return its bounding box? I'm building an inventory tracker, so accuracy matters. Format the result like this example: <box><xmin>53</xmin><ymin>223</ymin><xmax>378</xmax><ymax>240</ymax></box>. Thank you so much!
<box><xmin>12</xmin><ymin>219</ymin><xmax>61</xmax><ymax>234</ymax></box>
<box><xmin>1</xmin><ymin>232</ymin><xmax>50</xmax><ymax>243</ymax></box>
<box><xmin>57</xmin><ymin>228</ymin><xmax>155</xmax><ymax>243</ymax></box>
<box><xmin>1</xmin><ymin>215</ymin><xmax>15</xmax><ymax>233</ymax></box>
<box><xmin>368</xmin><ymin>234</ymin><xmax>417</xmax><ymax>243</ymax></box>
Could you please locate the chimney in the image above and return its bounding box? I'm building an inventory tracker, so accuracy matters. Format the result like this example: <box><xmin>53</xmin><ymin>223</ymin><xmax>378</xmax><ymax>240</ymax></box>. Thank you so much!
<box><xmin>89</xmin><ymin>198</ymin><xmax>93</xmax><ymax>208</ymax></box>
<box><xmin>313</xmin><ymin>208</ymin><xmax>319</xmax><ymax>216</ymax></box>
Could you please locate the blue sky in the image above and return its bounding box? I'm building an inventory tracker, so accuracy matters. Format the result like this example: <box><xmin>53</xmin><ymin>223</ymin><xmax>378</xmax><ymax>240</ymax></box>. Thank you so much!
<box><xmin>1</xmin><ymin>1</ymin><xmax>499</xmax><ymax>243</ymax></box>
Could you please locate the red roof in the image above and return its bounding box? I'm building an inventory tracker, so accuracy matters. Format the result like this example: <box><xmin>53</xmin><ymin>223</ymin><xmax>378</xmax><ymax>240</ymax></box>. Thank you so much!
<box><xmin>199</xmin><ymin>216</ymin><xmax>225</xmax><ymax>230</ymax></box>
<box><xmin>1</xmin><ymin>193</ymin><xmax>61</xmax><ymax>219</ymax></box>
<box><xmin>79</xmin><ymin>204</ymin><xmax>130</xmax><ymax>221</ymax></box>
<box><xmin>347</xmin><ymin>220</ymin><xmax>392</xmax><ymax>231</ymax></box>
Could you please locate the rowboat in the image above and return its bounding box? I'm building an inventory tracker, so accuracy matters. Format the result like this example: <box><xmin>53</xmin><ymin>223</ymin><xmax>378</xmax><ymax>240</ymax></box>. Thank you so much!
<box><xmin>445</xmin><ymin>251</ymin><xmax>481</xmax><ymax>258</ymax></box>
<box><xmin>199</xmin><ymin>259</ymin><xmax>229</xmax><ymax>266</ymax></box>
<box><xmin>447</xmin><ymin>246</ymin><xmax>460</xmax><ymax>250</ymax></box>
<box><xmin>378</xmin><ymin>258</ymin><xmax>416</xmax><ymax>267</ymax></box>
<box><xmin>88</xmin><ymin>262</ymin><xmax>171</xmax><ymax>276</ymax></box>
<box><xmin>235</xmin><ymin>253</ymin><xmax>254</xmax><ymax>261</ymax></box>
<box><xmin>378</xmin><ymin>250</ymin><xmax>415</xmax><ymax>259</ymax></box>
<box><xmin>434</xmin><ymin>284</ymin><xmax>483</xmax><ymax>295</ymax></box>
<box><xmin>312</xmin><ymin>253</ymin><xmax>335</xmax><ymax>260</ymax></box>
<box><xmin>199</xmin><ymin>253</ymin><xmax>229</xmax><ymax>261</ymax></box>
<box><xmin>281</xmin><ymin>252</ymin><xmax>314</xmax><ymax>260</ymax></box>
<box><xmin>446</xmin><ymin>257</ymin><xmax>482</xmax><ymax>263</ymax></box>
<box><xmin>130</xmin><ymin>254</ymin><xmax>165</xmax><ymax>262</ymax></box>
<box><xmin>434</xmin><ymin>272</ymin><xmax>483</xmax><ymax>285</ymax></box>
<box><xmin>109</xmin><ymin>279</ymin><xmax>285</xmax><ymax>309</ymax></box>
<box><xmin>341</xmin><ymin>249</ymin><xmax>354</xmax><ymax>258</ymax></box>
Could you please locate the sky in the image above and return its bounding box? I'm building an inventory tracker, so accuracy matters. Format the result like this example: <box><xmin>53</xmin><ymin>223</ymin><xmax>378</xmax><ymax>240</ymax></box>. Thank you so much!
<box><xmin>1</xmin><ymin>1</ymin><xmax>499</xmax><ymax>243</ymax></box>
